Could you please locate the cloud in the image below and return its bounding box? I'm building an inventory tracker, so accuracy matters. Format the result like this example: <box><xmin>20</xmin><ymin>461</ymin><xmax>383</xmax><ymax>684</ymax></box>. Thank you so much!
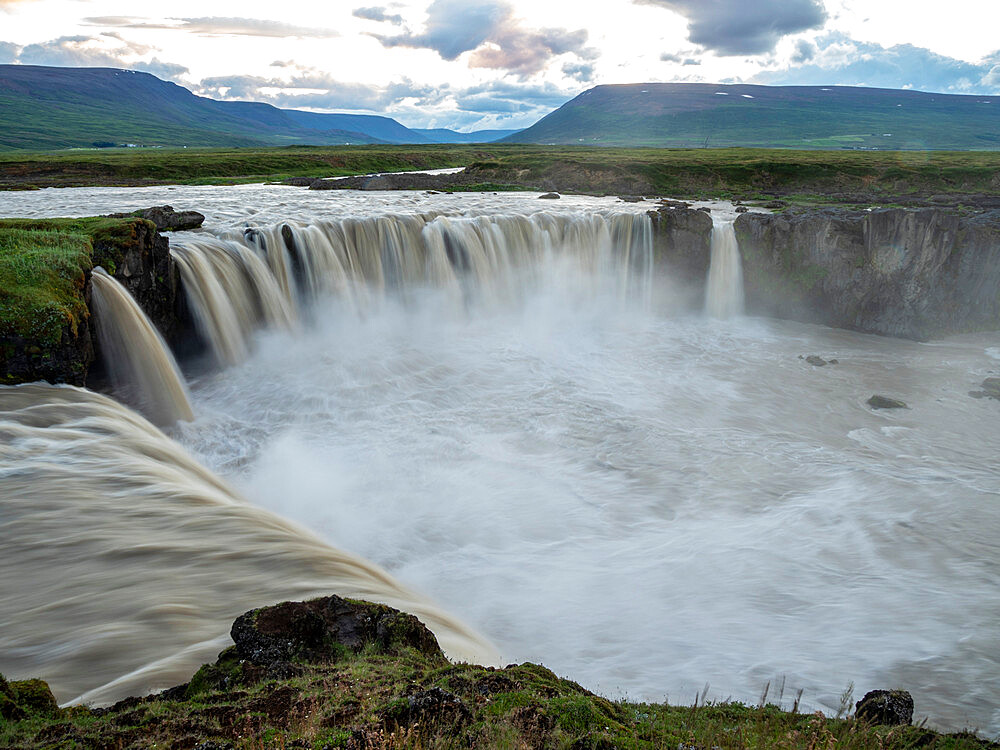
<box><xmin>133</xmin><ymin>57</ymin><xmax>189</xmax><ymax>81</ymax></box>
<box><xmin>759</xmin><ymin>33</ymin><xmax>1000</xmax><ymax>94</ymax></box>
<box><xmin>18</xmin><ymin>35</ymin><xmax>151</xmax><ymax>68</ymax></box>
<box><xmin>193</xmin><ymin>67</ymin><xmax>571</xmax><ymax>131</ymax></box>
<box><xmin>791</xmin><ymin>39</ymin><xmax>816</xmax><ymax>63</ymax></box>
<box><xmin>562</xmin><ymin>61</ymin><xmax>595</xmax><ymax>82</ymax></box>
<box><xmin>0</xmin><ymin>41</ymin><xmax>20</xmax><ymax>62</ymax></box>
<box><xmin>371</xmin><ymin>0</ymin><xmax>594</xmax><ymax>75</ymax></box>
<box><xmin>635</xmin><ymin>0</ymin><xmax>827</xmax><ymax>55</ymax></box>
<box><xmin>4</xmin><ymin>34</ymin><xmax>189</xmax><ymax>81</ymax></box>
<box><xmin>84</xmin><ymin>16</ymin><xmax>340</xmax><ymax>39</ymax></box>
<box><xmin>660</xmin><ymin>51</ymin><xmax>700</xmax><ymax>65</ymax></box>
<box><xmin>352</xmin><ymin>6</ymin><xmax>404</xmax><ymax>25</ymax></box>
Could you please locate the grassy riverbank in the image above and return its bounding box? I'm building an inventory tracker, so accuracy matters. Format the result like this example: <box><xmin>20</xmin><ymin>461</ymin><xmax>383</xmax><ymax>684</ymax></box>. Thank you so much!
<box><xmin>2</xmin><ymin>145</ymin><xmax>999</xmax><ymax>200</ymax></box>
<box><xmin>1</xmin><ymin>597</ymin><xmax>994</xmax><ymax>750</ymax></box>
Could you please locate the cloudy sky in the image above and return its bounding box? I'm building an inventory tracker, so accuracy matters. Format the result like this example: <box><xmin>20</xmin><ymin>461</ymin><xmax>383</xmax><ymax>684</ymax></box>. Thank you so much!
<box><xmin>2</xmin><ymin>0</ymin><xmax>999</xmax><ymax>130</ymax></box>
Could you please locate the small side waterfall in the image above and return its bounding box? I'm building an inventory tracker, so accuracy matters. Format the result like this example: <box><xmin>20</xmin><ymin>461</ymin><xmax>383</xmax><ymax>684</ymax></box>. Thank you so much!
<box><xmin>704</xmin><ymin>219</ymin><xmax>745</xmax><ymax>319</ymax></box>
<box><xmin>90</xmin><ymin>268</ymin><xmax>194</xmax><ymax>424</ymax></box>
<box><xmin>172</xmin><ymin>212</ymin><xmax>654</xmax><ymax>367</ymax></box>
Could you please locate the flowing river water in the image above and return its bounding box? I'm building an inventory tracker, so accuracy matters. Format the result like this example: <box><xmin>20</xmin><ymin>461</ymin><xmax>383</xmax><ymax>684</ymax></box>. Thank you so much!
<box><xmin>1</xmin><ymin>185</ymin><xmax>999</xmax><ymax>734</ymax></box>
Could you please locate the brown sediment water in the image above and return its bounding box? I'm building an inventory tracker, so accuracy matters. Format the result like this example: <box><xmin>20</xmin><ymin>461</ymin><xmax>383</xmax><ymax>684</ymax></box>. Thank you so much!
<box><xmin>0</xmin><ymin>384</ymin><xmax>499</xmax><ymax>706</ymax></box>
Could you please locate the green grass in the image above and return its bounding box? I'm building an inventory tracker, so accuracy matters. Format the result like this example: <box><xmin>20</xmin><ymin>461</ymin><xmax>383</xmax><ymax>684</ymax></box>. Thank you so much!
<box><xmin>0</xmin><ymin>227</ymin><xmax>92</xmax><ymax>345</ymax></box>
<box><xmin>3</xmin><ymin>145</ymin><xmax>998</xmax><ymax>199</ymax></box>
<box><xmin>2</xmin><ymin>652</ymin><xmax>994</xmax><ymax>750</ymax></box>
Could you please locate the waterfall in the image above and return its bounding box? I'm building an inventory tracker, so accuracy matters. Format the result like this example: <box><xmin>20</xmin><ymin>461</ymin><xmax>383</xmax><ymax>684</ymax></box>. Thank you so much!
<box><xmin>0</xmin><ymin>384</ymin><xmax>499</xmax><ymax>705</ymax></box>
<box><xmin>704</xmin><ymin>219</ymin><xmax>745</xmax><ymax>319</ymax></box>
<box><xmin>172</xmin><ymin>212</ymin><xmax>654</xmax><ymax>366</ymax></box>
<box><xmin>90</xmin><ymin>268</ymin><xmax>194</xmax><ymax>425</ymax></box>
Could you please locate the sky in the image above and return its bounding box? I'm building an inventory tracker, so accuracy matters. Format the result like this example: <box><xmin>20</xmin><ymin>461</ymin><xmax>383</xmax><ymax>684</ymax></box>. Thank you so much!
<box><xmin>1</xmin><ymin>0</ymin><xmax>999</xmax><ymax>131</ymax></box>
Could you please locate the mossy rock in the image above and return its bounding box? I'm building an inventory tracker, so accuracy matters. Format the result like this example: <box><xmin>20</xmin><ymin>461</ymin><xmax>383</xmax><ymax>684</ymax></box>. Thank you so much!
<box><xmin>0</xmin><ymin>676</ymin><xmax>60</xmax><ymax>720</ymax></box>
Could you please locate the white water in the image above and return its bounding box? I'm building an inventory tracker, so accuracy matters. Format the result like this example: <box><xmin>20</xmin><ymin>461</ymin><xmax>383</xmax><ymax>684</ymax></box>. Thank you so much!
<box><xmin>2</xmin><ymin>186</ymin><xmax>999</xmax><ymax>735</ymax></box>
<box><xmin>90</xmin><ymin>268</ymin><xmax>195</xmax><ymax>424</ymax></box>
<box><xmin>705</xmin><ymin>219</ymin><xmax>745</xmax><ymax>318</ymax></box>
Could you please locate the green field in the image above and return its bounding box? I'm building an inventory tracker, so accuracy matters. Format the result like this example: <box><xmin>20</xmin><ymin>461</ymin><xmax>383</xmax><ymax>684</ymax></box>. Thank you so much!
<box><xmin>2</xmin><ymin>145</ymin><xmax>999</xmax><ymax>200</ymax></box>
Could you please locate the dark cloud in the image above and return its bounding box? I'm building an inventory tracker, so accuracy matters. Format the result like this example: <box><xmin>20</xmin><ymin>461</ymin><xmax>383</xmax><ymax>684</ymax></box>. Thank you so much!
<box><xmin>636</xmin><ymin>0</ymin><xmax>826</xmax><ymax>55</ymax></box>
<box><xmin>791</xmin><ymin>39</ymin><xmax>816</xmax><ymax>63</ymax></box>
<box><xmin>0</xmin><ymin>41</ymin><xmax>21</xmax><ymax>62</ymax></box>
<box><xmin>371</xmin><ymin>0</ymin><xmax>594</xmax><ymax>76</ymax></box>
<box><xmin>758</xmin><ymin>33</ymin><xmax>1000</xmax><ymax>94</ymax></box>
<box><xmin>84</xmin><ymin>16</ymin><xmax>340</xmax><ymax>39</ymax></box>
<box><xmin>660</xmin><ymin>51</ymin><xmax>700</xmax><ymax>65</ymax></box>
<box><xmin>352</xmin><ymin>7</ymin><xmax>404</xmax><ymax>25</ymax></box>
<box><xmin>562</xmin><ymin>61</ymin><xmax>595</xmax><ymax>82</ymax></box>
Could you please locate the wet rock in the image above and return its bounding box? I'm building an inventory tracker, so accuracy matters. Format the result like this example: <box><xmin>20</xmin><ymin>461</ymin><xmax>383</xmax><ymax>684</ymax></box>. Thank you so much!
<box><xmin>855</xmin><ymin>689</ymin><xmax>913</xmax><ymax>726</ymax></box>
<box><xmin>658</xmin><ymin>199</ymin><xmax>691</xmax><ymax>209</ymax></box>
<box><xmin>538</xmin><ymin>192</ymin><xmax>561</xmax><ymax>199</ymax></box>
<box><xmin>618</xmin><ymin>195</ymin><xmax>644</xmax><ymax>202</ymax></box>
<box><xmin>982</xmin><ymin>377</ymin><xmax>1000</xmax><ymax>397</ymax></box>
<box><xmin>281</xmin><ymin>177</ymin><xmax>319</xmax><ymax>187</ymax></box>
<box><xmin>867</xmin><ymin>395</ymin><xmax>908</xmax><ymax>410</ymax></box>
<box><xmin>805</xmin><ymin>355</ymin><xmax>827</xmax><ymax>366</ymax></box>
<box><xmin>763</xmin><ymin>200</ymin><xmax>788</xmax><ymax>209</ymax></box>
<box><xmin>735</xmin><ymin>205</ymin><xmax>749</xmax><ymax>213</ymax></box>
<box><xmin>697</xmin><ymin>206</ymin><xmax>711</xmax><ymax>213</ymax></box>
<box><xmin>230</xmin><ymin>595</ymin><xmax>444</xmax><ymax>669</ymax></box>
<box><xmin>106</xmin><ymin>205</ymin><xmax>205</xmax><ymax>232</ymax></box>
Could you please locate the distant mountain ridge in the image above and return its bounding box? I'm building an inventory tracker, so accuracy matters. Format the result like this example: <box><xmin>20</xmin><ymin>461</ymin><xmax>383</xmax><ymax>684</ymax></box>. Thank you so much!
<box><xmin>503</xmin><ymin>83</ymin><xmax>1000</xmax><ymax>150</ymax></box>
<box><xmin>0</xmin><ymin>65</ymin><xmax>518</xmax><ymax>151</ymax></box>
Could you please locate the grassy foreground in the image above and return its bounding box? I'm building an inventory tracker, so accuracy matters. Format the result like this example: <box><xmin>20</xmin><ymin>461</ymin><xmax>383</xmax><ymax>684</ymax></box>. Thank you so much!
<box><xmin>1</xmin><ymin>596</ymin><xmax>995</xmax><ymax>750</ymax></box>
<box><xmin>2</xmin><ymin>145</ymin><xmax>1000</xmax><ymax>199</ymax></box>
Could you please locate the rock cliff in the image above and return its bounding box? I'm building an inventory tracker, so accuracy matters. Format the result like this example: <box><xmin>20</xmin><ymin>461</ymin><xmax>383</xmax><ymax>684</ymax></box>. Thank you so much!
<box><xmin>734</xmin><ymin>208</ymin><xmax>1000</xmax><ymax>339</ymax></box>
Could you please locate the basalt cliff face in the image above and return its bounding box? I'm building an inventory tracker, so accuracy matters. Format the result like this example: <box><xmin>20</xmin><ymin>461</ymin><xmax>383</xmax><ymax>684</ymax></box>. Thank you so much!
<box><xmin>733</xmin><ymin>208</ymin><xmax>1000</xmax><ymax>340</ymax></box>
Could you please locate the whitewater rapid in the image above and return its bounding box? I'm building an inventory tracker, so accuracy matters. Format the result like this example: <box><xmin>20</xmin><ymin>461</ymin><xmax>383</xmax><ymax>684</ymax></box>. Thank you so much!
<box><xmin>2</xmin><ymin>185</ymin><xmax>999</xmax><ymax>735</ymax></box>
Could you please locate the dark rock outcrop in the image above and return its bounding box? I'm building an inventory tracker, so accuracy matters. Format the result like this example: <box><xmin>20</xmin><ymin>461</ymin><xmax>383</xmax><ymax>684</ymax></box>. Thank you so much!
<box><xmin>868</xmin><ymin>395</ymin><xmax>908</xmax><ymax>410</ymax></box>
<box><xmin>0</xmin><ymin>674</ymin><xmax>59</xmax><ymax>721</ymax></box>
<box><xmin>855</xmin><ymin>689</ymin><xmax>914</xmax><ymax>726</ymax></box>
<box><xmin>106</xmin><ymin>206</ymin><xmax>205</xmax><ymax>232</ymax></box>
<box><xmin>230</xmin><ymin>595</ymin><xmax>445</xmax><ymax>669</ymax></box>
<box><xmin>735</xmin><ymin>208</ymin><xmax>1000</xmax><ymax>340</ymax></box>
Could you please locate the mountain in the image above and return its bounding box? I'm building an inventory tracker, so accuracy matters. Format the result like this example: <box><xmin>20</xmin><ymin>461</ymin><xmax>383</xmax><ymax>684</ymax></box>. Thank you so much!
<box><xmin>0</xmin><ymin>65</ymin><xmax>509</xmax><ymax>150</ymax></box>
<box><xmin>281</xmin><ymin>110</ymin><xmax>425</xmax><ymax>144</ymax></box>
<box><xmin>412</xmin><ymin>128</ymin><xmax>522</xmax><ymax>143</ymax></box>
<box><xmin>503</xmin><ymin>83</ymin><xmax>1000</xmax><ymax>150</ymax></box>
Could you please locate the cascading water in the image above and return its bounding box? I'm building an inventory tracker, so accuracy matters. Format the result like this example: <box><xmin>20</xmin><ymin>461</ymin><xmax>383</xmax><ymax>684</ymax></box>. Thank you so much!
<box><xmin>704</xmin><ymin>218</ymin><xmax>745</xmax><ymax>318</ymax></box>
<box><xmin>171</xmin><ymin>211</ymin><xmax>654</xmax><ymax>365</ymax></box>
<box><xmin>0</xmin><ymin>384</ymin><xmax>497</xmax><ymax>706</ymax></box>
<box><xmin>89</xmin><ymin>268</ymin><xmax>194</xmax><ymax>425</ymax></box>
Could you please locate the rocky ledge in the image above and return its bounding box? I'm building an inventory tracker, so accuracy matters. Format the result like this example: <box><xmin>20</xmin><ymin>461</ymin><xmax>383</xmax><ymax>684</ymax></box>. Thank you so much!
<box><xmin>0</xmin><ymin>207</ymin><xmax>200</xmax><ymax>387</ymax></box>
<box><xmin>735</xmin><ymin>207</ymin><xmax>1000</xmax><ymax>340</ymax></box>
<box><xmin>1</xmin><ymin>596</ymin><xmax>995</xmax><ymax>750</ymax></box>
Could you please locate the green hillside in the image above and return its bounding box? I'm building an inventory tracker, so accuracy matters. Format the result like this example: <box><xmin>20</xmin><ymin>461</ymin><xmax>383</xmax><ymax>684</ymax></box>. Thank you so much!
<box><xmin>504</xmin><ymin>83</ymin><xmax>1000</xmax><ymax>150</ymax></box>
